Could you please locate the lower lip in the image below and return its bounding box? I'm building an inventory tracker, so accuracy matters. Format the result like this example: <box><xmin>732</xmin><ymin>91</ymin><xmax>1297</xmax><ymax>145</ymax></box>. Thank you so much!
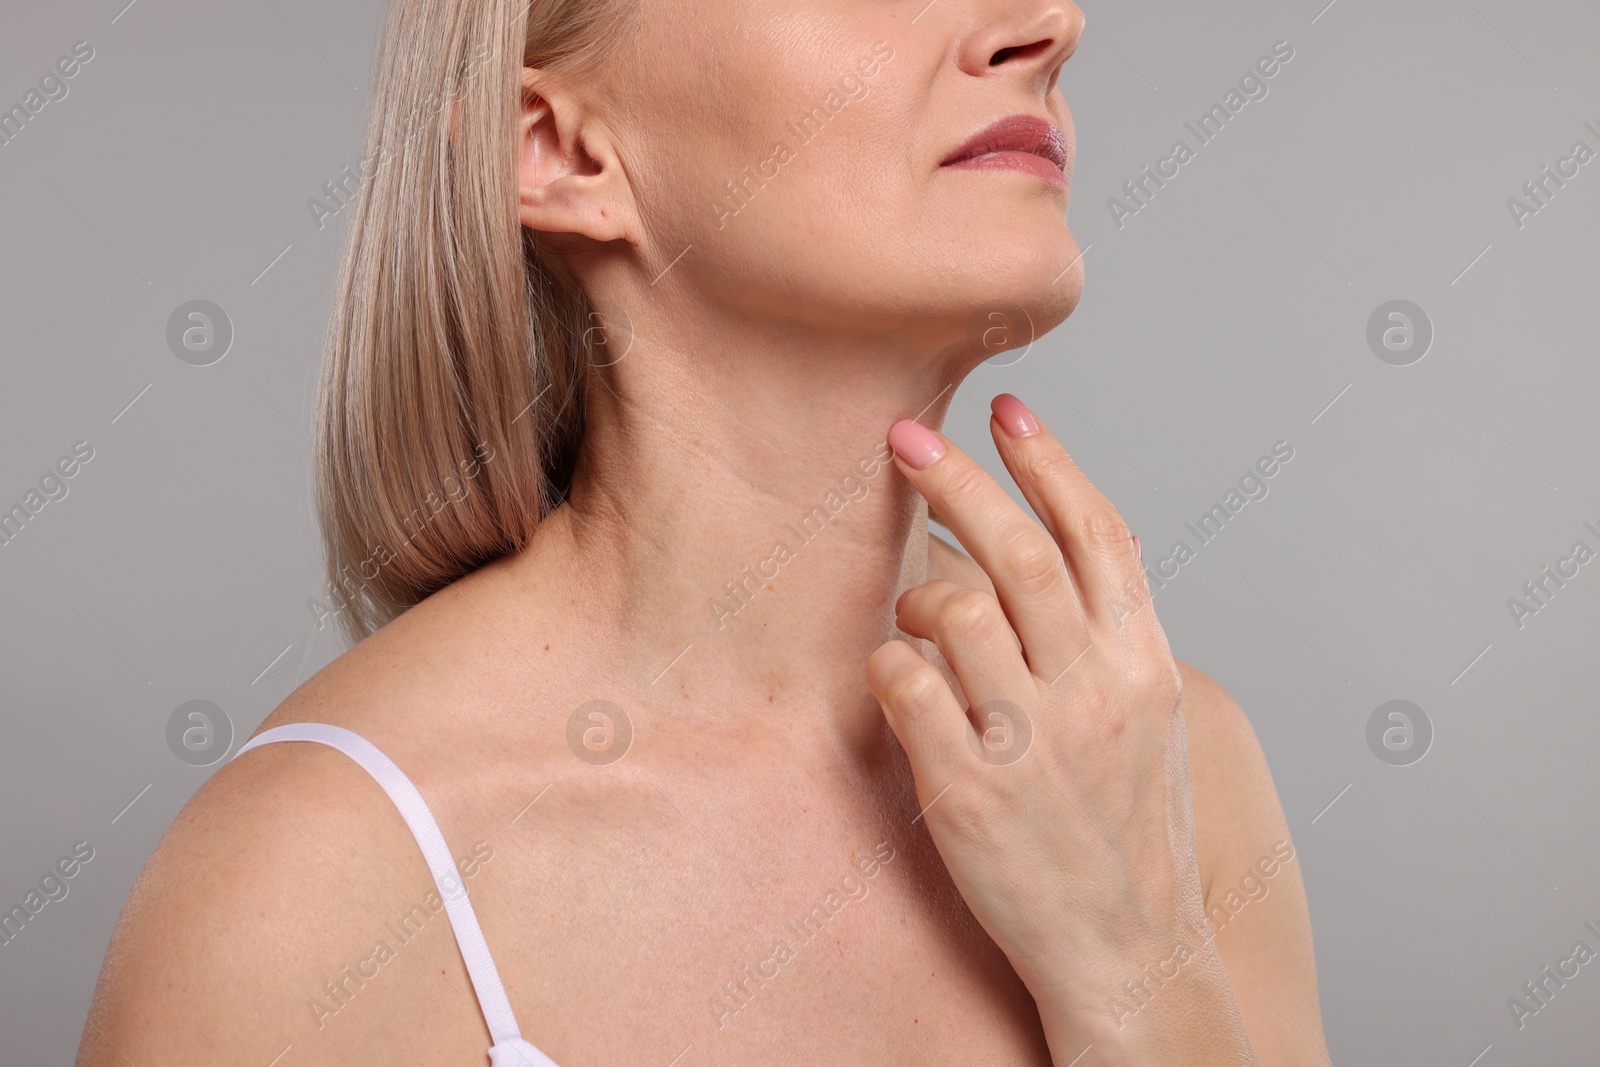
<box><xmin>941</xmin><ymin>151</ymin><xmax>1066</xmax><ymax>187</ymax></box>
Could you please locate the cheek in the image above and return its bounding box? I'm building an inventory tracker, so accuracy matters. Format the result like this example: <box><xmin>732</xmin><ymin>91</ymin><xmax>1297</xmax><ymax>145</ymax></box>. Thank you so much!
<box><xmin>617</xmin><ymin>12</ymin><xmax>1077</xmax><ymax>339</ymax></box>
<box><xmin>620</xmin><ymin>7</ymin><xmax>863</xmax><ymax>220</ymax></box>
<box><xmin>627</xmin><ymin>21</ymin><xmax>924</xmax><ymax>304</ymax></box>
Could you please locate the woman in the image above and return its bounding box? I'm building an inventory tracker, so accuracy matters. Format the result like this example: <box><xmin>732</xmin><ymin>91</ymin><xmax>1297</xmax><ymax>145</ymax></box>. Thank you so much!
<box><xmin>78</xmin><ymin>0</ymin><xmax>1326</xmax><ymax>1062</ymax></box>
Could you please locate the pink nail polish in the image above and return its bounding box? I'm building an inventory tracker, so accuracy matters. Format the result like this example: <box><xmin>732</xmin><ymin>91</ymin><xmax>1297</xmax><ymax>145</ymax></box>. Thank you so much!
<box><xmin>1133</xmin><ymin>535</ymin><xmax>1141</xmax><ymax>561</ymax></box>
<box><xmin>888</xmin><ymin>420</ymin><xmax>945</xmax><ymax>470</ymax></box>
<box><xmin>990</xmin><ymin>394</ymin><xmax>1040</xmax><ymax>437</ymax></box>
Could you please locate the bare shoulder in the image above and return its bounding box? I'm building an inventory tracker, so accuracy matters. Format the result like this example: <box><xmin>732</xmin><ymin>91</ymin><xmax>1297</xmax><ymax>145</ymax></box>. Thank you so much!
<box><xmin>77</xmin><ymin>571</ymin><xmax>551</xmax><ymax>1065</ymax></box>
<box><xmin>77</xmin><ymin>733</ymin><xmax>487</xmax><ymax>1063</ymax></box>
<box><xmin>1174</xmin><ymin>664</ymin><xmax>1328</xmax><ymax>1063</ymax></box>
<box><xmin>1174</xmin><ymin>659</ymin><xmax>1279</xmax><ymax>893</ymax></box>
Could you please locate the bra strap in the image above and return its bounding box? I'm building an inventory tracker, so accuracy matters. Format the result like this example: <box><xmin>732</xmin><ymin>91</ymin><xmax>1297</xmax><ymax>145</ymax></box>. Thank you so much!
<box><xmin>232</xmin><ymin>723</ymin><xmax>540</xmax><ymax>1055</ymax></box>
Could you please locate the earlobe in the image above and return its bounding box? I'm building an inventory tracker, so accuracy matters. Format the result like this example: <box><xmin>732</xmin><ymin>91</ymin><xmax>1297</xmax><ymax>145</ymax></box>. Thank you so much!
<box><xmin>518</xmin><ymin>175</ymin><xmax>630</xmax><ymax>244</ymax></box>
<box><xmin>516</xmin><ymin>69</ymin><xmax>634</xmax><ymax>244</ymax></box>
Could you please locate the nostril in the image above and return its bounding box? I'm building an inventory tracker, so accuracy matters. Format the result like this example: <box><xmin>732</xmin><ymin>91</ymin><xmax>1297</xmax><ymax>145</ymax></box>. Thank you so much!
<box><xmin>989</xmin><ymin>39</ymin><xmax>1054</xmax><ymax>66</ymax></box>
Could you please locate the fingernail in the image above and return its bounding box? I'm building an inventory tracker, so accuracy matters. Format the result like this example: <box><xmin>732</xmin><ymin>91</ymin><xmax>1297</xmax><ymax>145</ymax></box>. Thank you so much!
<box><xmin>990</xmin><ymin>394</ymin><xmax>1040</xmax><ymax>438</ymax></box>
<box><xmin>1133</xmin><ymin>535</ymin><xmax>1142</xmax><ymax>561</ymax></box>
<box><xmin>888</xmin><ymin>420</ymin><xmax>945</xmax><ymax>470</ymax></box>
<box><xmin>895</xmin><ymin>589</ymin><xmax>910</xmax><ymax>614</ymax></box>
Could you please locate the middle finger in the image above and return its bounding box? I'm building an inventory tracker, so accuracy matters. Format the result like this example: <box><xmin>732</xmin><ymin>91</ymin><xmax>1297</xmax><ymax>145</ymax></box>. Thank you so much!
<box><xmin>887</xmin><ymin>418</ymin><xmax>1089</xmax><ymax>681</ymax></box>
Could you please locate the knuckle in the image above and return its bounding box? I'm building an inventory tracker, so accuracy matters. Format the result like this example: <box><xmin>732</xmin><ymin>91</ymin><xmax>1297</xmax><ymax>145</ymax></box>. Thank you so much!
<box><xmin>1080</xmin><ymin>504</ymin><xmax>1132</xmax><ymax>553</ymax></box>
<box><xmin>936</xmin><ymin>588</ymin><xmax>1003</xmax><ymax>643</ymax></box>
<box><xmin>1122</xmin><ymin>656</ymin><xmax>1164</xmax><ymax>693</ymax></box>
<box><xmin>939</xmin><ymin>459</ymin><xmax>992</xmax><ymax>508</ymax></box>
<box><xmin>1128</xmin><ymin>654</ymin><xmax>1182</xmax><ymax>705</ymax></box>
<box><xmin>936</xmin><ymin>791</ymin><xmax>1002</xmax><ymax>846</ymax></box>
<box><xmin>999</xmin><ymin>531</ymin><xmax>1067</xmax><ymax>596</ymax></box>
<box><xmin>1086</xmin><ymin>669</ymin><xmax>1125</xmax><ymax>715</ymax></box>
<box><xmin>884</xmin><ymin>663</ymin><xmax>949</xmax><ymax>716</ymax></box>
<box><xmin>1107</xmin><ymin>576</ymin><xmax>1151</xmax><ymax>630</ymax></box>
<box><xmin>865</xmin><ymin>641</ymin><xmax>911</xmax><ymax>693</ymax></box>
<box><xmin>1074</xmin><ymin>655</ymin><xmax>1182</xmax><ymax>743</ymax></box>
<box><xmin>1023</xmin><ymin>441</ymin><xmax>1083</xmax><ymax>485</ymax></box>
<box><xmin>891</xmin><ymin>583</ymin><xmax>929</xmax><ymax>623</ymax></box>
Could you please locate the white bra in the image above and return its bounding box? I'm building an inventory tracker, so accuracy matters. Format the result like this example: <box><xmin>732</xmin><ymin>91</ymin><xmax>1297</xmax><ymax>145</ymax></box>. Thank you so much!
<box><xmin>231</xmin><ymin>723</ymin><xmax>561</xmax><ymax>1067</ymax></box>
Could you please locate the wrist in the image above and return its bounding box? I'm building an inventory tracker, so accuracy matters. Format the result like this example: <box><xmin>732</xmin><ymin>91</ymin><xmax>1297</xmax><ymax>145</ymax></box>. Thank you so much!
<box><xmin>1030</xmin><ymin>944</ymin><xmax>1260</xmax><ymax>1067</ymax></box>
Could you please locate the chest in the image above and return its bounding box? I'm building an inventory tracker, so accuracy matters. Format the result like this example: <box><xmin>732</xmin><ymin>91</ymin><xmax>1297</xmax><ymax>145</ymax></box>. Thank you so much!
<box><xmin>462</xmin><ymin>774</ymin><xmax>1054</xmax><ymax>1065</ymax></box>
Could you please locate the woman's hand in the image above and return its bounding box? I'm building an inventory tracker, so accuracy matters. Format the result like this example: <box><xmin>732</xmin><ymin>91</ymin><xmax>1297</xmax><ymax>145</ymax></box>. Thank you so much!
<box><xmin>867</xmin><ymin>394</ymin><xmax>1259</xmax><ymax>1066</ymax></box>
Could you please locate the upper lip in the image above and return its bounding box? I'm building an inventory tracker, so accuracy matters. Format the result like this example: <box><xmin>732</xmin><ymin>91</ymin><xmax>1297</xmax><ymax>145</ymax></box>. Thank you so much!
<box><xmin>940</xmin><ymin>114</ymin><xmax>1069</xmax><ymax>170</ymax></box>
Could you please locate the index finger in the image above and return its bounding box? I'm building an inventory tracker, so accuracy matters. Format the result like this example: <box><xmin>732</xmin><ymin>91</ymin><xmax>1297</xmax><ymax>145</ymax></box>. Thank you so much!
<box><xmin>887</xmin><ymin>417</ymin><xmax>1087</xmax><ymax>681</ymax></box>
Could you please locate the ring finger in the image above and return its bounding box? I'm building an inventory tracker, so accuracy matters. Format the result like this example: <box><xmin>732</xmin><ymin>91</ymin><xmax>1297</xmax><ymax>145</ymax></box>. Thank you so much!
<box><xmin>896</xmin><ymin>579</ymin><xmax>1038</xmax><ymax>718</ymax></box>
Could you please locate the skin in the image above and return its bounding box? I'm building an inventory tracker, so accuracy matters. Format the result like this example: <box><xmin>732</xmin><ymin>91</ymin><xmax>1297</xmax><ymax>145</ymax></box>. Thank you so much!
<box><xmin>76</xmin><ymin>0</ymin><xmax>1327</xmax><ymax>1062</ymax></box>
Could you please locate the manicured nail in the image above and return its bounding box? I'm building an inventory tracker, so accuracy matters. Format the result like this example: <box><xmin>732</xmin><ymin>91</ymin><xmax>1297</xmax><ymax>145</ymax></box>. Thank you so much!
<box><xmin>990</xmin><ymin>393</ymin><xmax>1040</xmax><ymax>437</ymax></box>
<box><xmin>888</xmin><ymin>420</ymin><xmax>945</xmax><ymax>470</ymax></box>
<box><xmin>1133</xmin><ymin>535</ymin><xmax>1142</xmax><ymax>561</ymax></box>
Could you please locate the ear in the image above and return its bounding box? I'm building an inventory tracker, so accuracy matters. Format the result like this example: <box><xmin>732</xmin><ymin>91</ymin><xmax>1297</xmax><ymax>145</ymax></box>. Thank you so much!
<box><xmin>517</xmin><ymin>67</ymin><xmax>635</xmax><ymax>244</ymax></box>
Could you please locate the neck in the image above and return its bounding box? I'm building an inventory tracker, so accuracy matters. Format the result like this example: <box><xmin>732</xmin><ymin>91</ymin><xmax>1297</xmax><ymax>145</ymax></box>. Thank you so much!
<box><xmin>519</xmin><ymin>304</ymin><xmax>972</xmax><ymax>742</ymax></box>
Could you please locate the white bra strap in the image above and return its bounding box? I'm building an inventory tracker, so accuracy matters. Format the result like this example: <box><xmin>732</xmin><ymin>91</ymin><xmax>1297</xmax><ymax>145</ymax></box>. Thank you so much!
<box><xmin>231</xmin><ymin>723</ymin><xmax>532</xmax><ymax>1051</ymax></box>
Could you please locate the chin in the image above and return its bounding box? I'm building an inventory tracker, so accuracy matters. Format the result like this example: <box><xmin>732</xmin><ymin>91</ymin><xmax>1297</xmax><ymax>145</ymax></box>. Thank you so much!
<box><xmin>942</xmin><ymin>226</ymin><xmax>1082</xmax><ymax>369</ymax></box>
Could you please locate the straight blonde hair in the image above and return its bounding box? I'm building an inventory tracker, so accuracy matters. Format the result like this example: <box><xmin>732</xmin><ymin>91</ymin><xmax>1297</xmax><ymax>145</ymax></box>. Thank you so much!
<box><xmin>314</xmin><ymin>0</ymin><xmax>636</xmax><ymax>643</ymax></box>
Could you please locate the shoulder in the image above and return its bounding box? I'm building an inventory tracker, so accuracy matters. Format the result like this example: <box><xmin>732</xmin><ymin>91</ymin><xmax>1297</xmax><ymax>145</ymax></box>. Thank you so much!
<box><xmin>76</xmin><ymin>571</ymin><xmax>548</xmax><ymax>1064</ymax></box>
<box><xmin>1169</xmin><ymin>659</ymin><xmax>1279</xmax><ymax>898</ymax></box>
<box><xmin>77</xmin><ymin>733</ymin><xmax>482</xmax><ymax>1063</ymax></box>
<box><xmin>249</xmin><ymin>553</ymin><xmax>579</xmax><ymax>782</ymax></box>
<box><xmin>1173</xmin><ymin>660</ymin><xmax>1328</xmax><ymax>1061</ymax></box>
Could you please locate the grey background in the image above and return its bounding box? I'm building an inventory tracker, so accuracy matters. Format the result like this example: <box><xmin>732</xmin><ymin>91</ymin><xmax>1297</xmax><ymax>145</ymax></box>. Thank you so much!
<box><xmin>2</xmin><ymin>0</ymin><xmax>1597</xmax><ymax>1063</ymax></box>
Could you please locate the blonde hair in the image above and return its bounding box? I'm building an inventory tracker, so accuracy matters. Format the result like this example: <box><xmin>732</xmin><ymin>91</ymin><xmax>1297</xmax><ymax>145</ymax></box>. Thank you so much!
<box><xmin>314</xmin><ymin>0</ymin><xmax>636</xmax><ymax>643</ymax></box>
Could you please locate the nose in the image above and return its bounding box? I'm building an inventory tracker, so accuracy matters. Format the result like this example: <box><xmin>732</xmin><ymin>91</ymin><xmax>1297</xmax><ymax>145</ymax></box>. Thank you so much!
<box><xmin>955</xmin><ymin>0</ymin><xmax>1084</xmax><ymax>94</ymax></box>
